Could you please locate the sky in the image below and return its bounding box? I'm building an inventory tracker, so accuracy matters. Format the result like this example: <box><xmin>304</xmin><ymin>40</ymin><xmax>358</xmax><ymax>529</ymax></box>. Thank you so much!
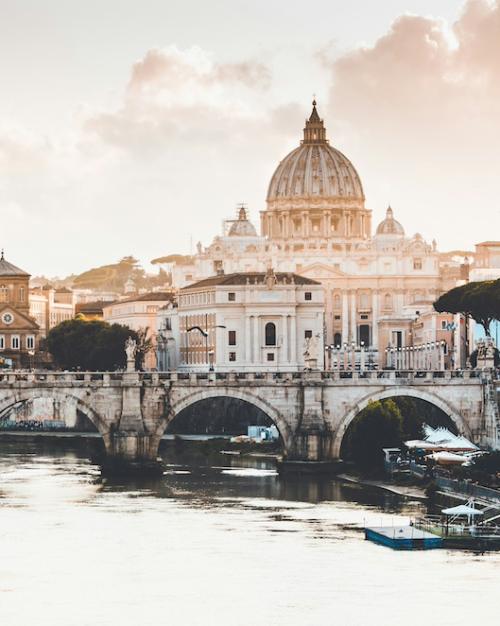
<box><xmin>1</xmin><ymin>0</ymin><xmax>499</xmax><ymax>276</ymax></box>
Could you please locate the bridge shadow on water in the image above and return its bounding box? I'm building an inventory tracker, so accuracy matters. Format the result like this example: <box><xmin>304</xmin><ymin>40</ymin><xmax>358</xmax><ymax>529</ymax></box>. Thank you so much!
<box><xmin>0</xmin><ymin>436</ymin><xmax>426</xmax><ymax>520</ymax></box>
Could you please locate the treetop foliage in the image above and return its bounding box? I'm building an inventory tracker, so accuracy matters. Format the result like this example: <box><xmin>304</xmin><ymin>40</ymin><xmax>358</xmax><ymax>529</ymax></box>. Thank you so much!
<box><xmin>434</xmin><ymin>279</ymin><xmax>500</xmax><ymax>336</ymax></box>
<box><xmin>46</xmin><ymin>318</ymin><xmax>146</xmax><ymax>371</ymax></box>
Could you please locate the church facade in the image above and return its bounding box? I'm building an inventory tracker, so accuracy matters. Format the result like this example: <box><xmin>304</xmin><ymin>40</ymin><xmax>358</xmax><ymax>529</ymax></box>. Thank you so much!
<box><xmin>158</xmin><ymin>102</ymin><xmax>468</xmax><ymax>367</ymax></box>
<box><xmin>0</xmin><ymin>253</ymin><xmax>39</xmax><ymax>368</ymax></box>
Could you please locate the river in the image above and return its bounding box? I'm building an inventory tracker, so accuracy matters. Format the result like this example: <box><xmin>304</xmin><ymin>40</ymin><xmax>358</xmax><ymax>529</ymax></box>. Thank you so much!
<box><xmin>0</xmin><ymin>438</ymin><xmax>498</xmax><ymax>626</ymax></box>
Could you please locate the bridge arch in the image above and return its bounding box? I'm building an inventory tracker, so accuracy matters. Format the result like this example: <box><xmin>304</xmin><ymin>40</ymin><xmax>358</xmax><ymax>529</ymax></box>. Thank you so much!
<box><xmin>0</xmin><ymin>389</ymin><xmax>111</xmax><ymax>449</ymax></box>
<box><xmin>154</xmin><ymin>388</ymin><xmax>293</xmax><ymax>451</ymax></box>
<box><xmin>332</xmin><ymin>386</ymin><xmax>471</xmax><ymax>458</ymax></box>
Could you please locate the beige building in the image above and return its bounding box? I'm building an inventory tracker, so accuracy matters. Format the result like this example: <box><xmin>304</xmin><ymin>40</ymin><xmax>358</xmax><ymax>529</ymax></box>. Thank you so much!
<box><xmin>0</xmin><ymin>253</ymin><xmax>39</xmax><ymax>368</ymax></box>
<box><xmin>158</xmin><ymin>101</ymin><xmax>472</xmax><ymax>366</ymax></box>
<box><xmin>29</xmin><ymin>286</ymin><xmax>75</xmax><ymax>337</ymax></box>
<box><xmin>161</xmin><ymin>269</ymin><xmax>324</xmax><ymax>372</ymax></box>
<box><xmin>103</xmin><ymin>292</ymin><xmax>174</xmax><ymax>369</ymax></box>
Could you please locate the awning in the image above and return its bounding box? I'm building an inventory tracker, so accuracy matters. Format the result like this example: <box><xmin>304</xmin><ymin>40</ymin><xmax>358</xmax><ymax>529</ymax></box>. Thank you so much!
<box><xmin>442</xmin><ymin>504</ymin><xmax>483</xmax><ymax>516</ymax></box>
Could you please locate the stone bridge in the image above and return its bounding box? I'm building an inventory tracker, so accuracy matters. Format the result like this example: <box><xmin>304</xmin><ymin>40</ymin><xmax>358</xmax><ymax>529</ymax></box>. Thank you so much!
<box><xmin>0</xmin><ymin>369</ymin><xmax>498</xmax><ymax>468</ymax></box>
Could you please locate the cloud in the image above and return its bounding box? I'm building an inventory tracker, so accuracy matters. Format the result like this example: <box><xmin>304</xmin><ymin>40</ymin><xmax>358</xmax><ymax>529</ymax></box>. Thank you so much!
<box><xmin>128</xmin><ymin>46</ymin><xmax>271</xmax><ymax>93</ymax></box>
<box><xmin>85</xmin><ymin>46</ymin><xmax>275</xmax><ymax>152</ymax></box>
<box><xmin>322</xmin><ymin>0</ymin><xmax>500</xmax><ymax>246</ymax></box>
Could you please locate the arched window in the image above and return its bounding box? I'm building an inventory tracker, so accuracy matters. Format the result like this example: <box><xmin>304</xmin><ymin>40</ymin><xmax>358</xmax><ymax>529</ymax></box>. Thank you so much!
<box><xmin>334</xmin><ymin>332</ymin><xmax>342</xmax><ymax>347</ymax></box>
<box><xmin>384</xmin><ymin>293</ymin><xmax>393</xmax><ymax>310</ymax></box>
<box><xmin>265</xmin><ymin>322</ymin><xmax>276</xmax><ymax>346</ymax></box>
<box><xmin>333</xmin><ymin>294</ymin><xmax>341</xmax><ymax>309</ymax></box>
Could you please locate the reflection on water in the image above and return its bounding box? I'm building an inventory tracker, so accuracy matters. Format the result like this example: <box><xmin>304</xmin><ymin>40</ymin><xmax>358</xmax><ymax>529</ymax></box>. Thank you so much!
<box><xmin>0</xmin><ymin>439</ymin><xmax>499</xmax><ymax>626</ymax></box>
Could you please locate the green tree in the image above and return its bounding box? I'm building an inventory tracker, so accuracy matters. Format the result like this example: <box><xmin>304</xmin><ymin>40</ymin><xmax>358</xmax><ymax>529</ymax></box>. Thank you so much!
<box><xmin>341</xmin><ymin>399</ymin><xmax>403</xmax><ymax>471</ymax></box>
<box><xmin>434</xmin><ymin>279</ymin><xmax>500</xmax><ymax>336</ymax></box>
<box><xmin>46</xmin><ymin>319</ymin><xmax>140</xmax><ymax>371</ymax></box>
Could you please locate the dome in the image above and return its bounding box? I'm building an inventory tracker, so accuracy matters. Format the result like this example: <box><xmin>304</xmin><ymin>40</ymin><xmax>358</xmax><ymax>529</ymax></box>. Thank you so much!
<box><xmin>376</xmin><ymin>207</ymin><xmax>405</xmax><ymax>236</ymax></box>
<box><xmin>228</xmin><ymin>206</ymin><xmax>257</xmax><ymax>237</ymax></box>
<box><xmin>266</xmin><ymin>101</ymin><xmax>364</xmax><ymax>210</ymax></box>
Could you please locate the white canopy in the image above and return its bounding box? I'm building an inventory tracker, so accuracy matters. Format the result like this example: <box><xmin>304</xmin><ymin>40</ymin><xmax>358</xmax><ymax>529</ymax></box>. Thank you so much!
<box><xmin>404</xmin><ymin>440</ymin><xmax>439</xmax><ymax>450</ymax></box>
<box><xmin>442</xmin><ymin>504</ymin><xmax>483</xmax><ymax>517</ymax></box>
<box><xmin>425</xmin><ymin>451</ymin><xmax>468</xmax><ymax>465</ymax></box>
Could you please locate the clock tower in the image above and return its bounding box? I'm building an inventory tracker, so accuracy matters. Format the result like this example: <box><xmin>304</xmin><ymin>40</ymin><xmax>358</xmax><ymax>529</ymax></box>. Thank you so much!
<box><xmin>0</xmin><ymin>252</ymin><xmax>39</xmax><ymax>368</ymax></box>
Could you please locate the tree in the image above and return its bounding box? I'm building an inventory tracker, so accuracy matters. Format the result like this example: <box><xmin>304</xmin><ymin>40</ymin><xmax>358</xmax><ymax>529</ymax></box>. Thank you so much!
<box><xmin>46</xmin><ymin>319</ymin><xmax>139</xmax><ymax>371</ymax></box>
<box><xmin>134</xmin><ymin>327</ymin><xmax>154</xmax><ymax>370</ymax></box>
<box><xmin>341</xmin><ymin>399</ymin><xmax>403</xmax><ymax>471</ymax></box>
<box><xmin>433</xmin><ymin>279</ymin><xmax>500</xmax><ymax>337</ymax></box>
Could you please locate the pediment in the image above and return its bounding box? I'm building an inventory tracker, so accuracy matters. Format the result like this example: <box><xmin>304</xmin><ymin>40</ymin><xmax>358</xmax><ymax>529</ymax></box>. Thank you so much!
<box><xmin>0</xmin><ymin>304</ymin><xmax>39</xmax><ymax>330</ymax></box>
<box><xmin>299</xmin><ymin>262</ymin><xmax>348</xmax><ymax>279</ymax></box>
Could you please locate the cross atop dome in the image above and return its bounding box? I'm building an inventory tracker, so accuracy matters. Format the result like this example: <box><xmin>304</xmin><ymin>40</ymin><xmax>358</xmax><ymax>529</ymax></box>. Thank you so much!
<box><xmin>303</xmin><ymin>99</ymin><xmax>328</xmax><ymax>145</ymax></box>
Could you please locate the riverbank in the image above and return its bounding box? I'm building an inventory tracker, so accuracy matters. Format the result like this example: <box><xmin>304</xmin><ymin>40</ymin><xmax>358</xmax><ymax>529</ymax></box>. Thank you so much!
<box><xmin>337</xmin><ymin>473</ymin><xmax>428</xmax><ymax>500</ymax></box>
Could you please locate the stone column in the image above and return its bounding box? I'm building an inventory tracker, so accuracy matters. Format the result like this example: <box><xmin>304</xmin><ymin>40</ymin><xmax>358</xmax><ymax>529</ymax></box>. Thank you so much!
<box><xmin>350</xmin><ymin>291</ymin><xmax>357</xmax><ymax>343</ymax></box>
<box><xmin>291</xmin><ymin>315</ymin><xmax>297</xmax><ymax>366</ymax></box>
<box><xmin>372</xmin><ymin>291</ymin><xmax>379</xmax><ymax>349</ymax></box>
<box><xmin>253</xmin><ymin>316</ymin><xmax>260</xmax><ymax>364</ymax></box>
<box><xmin>245</xmin><ymin>315</ymin><xmax>251</xmax><ymax>365</ymax></box>
<box><xmin>302</xmin><ymin>211</ymin><xmax>309</xmax><ymax>237</ymax></box>
<box><xmin>281</xmin><ymin>315</ymin><xmax>288</xmax><ymax>365</ymax></box>
<box><xmin>342</xmin><ymin>292</ymin><xmax>349</xmax><ymax>344</ymax></box>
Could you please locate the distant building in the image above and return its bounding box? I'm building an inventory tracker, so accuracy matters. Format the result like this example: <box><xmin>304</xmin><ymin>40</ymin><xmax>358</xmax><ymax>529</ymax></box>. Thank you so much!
<box><xmin>75</xmin><ymin>301</ymin><xmax>106</xmax><ymax>321</ymax></box>
<box><xmin>155</xmin><ymin>102</ymin><xmax>475</xmax><ymax>366</ymax></box>
<box><xmin>103</xmin><ymin>292</ymin><xmax>175</xmax><ymax>369</ymax></box>
<box><xmin>29</xmin><ymin>285</ymin><xmax>75</xmax><ymax>337</ymax></box>
<box><xmin>163</xmin><ymin>269</ymin><xmax>324</xmax><ymax>372</ymax></box>
<box><xmin>0</xmin><ymin>253</ymin><xmax>39</xmax><ymax>368</ymax></box>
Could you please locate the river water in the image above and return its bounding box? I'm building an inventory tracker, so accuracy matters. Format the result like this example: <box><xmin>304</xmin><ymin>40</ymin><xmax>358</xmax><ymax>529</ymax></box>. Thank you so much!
<box><xmin>0</xmin><ymin>439</ymin><xmax>498</xmax><ymax>626</ymax></box>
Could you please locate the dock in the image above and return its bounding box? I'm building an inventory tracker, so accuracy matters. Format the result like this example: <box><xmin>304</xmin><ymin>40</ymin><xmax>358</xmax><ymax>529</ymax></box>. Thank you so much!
<box><xmin>365</xmin><ymin>526</ymin><xmax>443</xmax><ymax>550</ymax></box>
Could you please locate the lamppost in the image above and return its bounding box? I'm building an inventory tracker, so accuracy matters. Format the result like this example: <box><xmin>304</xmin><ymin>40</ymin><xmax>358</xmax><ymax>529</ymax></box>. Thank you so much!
<box><xmin>360</xmin><ymin>341</ymin><xmax>365</xmax><ymax>372</ymax></box>
<box><xmin>324</xmin><ymin>344</ymin><xmax>335</xmax><ymax>371</ymax></box>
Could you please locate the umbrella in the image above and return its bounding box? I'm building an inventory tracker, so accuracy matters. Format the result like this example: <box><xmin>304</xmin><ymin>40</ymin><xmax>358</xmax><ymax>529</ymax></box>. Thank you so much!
<box><xmin>442</xmin><ymin>504</ymin><xmax>483</xmax><ymax>516</ymax></box>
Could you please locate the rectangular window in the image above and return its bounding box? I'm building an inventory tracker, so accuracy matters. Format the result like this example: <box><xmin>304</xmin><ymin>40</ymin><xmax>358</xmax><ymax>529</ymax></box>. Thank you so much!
<box><xmin>334</xmin><ymin>315</ymin><xmax>341</xmax><ymax>320</ymax></box>
<box><xmin>304</xmin><ymin>330</ymin><xmax>313</xmax><ymax>339</ymax></box>
<box><xmin>228</xmin><ymin>292</ymin><xmax>236</xmax><ymax>302</ymax></box>
<box><xmin>266</xmin><ymin>353</ymin><xmax>275</xmax><ymax>362</ymax></box>
<box><xmin>360</xmin><ymin>314</ymin><xmax>369</xmax><ymax>320</ymax></box>
<box><xmin>229</xmin><ymin>352</ymin><xmax>236</xmax><ymax>362</ymax></box>
<box><xmin>304</xmin><ymin>292</ymin><xmax>312</xmax><ymax>301</ymax></box>
<box><xmin>0</xmin><ymin>335</ymin><xmax>4</xmax><ymax>349</ymax></box>
<box><xmin>26</xmin><ymin>335</ymin><xmax>35</xmax><ymax>350</ymax></box>
<box><xmin>19</xmin><ymin>287</ymin><xmax>25</xmax><ymax>302</ymax></box>
<box><xmin>11</xmin><ymin>335</ymin><xmax>20</xmax><ymax>350</ymax></box>
<box><xmin>413</xmin><ymin>259</ymin><xmax>422</xmax><ymax>270</ymax></box>
<box><xmin>228</xmin><ymin>330</ymin><xmax>236</xmax><ymax>346</ymax></box>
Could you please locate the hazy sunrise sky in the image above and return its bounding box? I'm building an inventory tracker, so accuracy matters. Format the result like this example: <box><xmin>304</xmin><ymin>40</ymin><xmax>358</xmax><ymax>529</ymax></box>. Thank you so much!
<box><xmin>1</xmin><ymin>0</ymin><xmax>499</xmax><ymax>276</ymax></box>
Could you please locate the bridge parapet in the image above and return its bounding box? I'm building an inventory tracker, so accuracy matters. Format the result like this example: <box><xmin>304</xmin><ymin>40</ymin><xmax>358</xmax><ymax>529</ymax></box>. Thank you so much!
<box><xmin>0</xmin><ymin>369</ymin><xmax>486</xmax><ymax>389</ymax></box>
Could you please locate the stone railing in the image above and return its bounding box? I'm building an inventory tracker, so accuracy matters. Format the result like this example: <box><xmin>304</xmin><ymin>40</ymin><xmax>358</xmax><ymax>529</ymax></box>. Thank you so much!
<box><xmin>0</xmin><ymin>369</ymin><xmax>485</xmax><ymax>386</ymax></box>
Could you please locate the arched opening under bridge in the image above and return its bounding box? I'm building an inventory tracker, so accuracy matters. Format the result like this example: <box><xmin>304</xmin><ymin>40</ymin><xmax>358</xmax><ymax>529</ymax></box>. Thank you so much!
<box><xmin>0</xmin><ymin>392</ymin><xmax>109</xmax><ymax>457</ymax></box>
<box><xmin>336</xmin><ymin>390</ymin><xmax>464</xmax><ymax>472</ymax></box>
<box><xmin>154</xmin><ymin>390</ymin><xmax>290</xmax><ymax>458</ymax></box>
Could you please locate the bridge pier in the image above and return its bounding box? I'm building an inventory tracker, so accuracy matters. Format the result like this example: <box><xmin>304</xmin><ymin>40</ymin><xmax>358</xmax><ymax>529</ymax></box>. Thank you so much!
<box><xmin>280</xmin><ymin>429</ymin><xmax>342</xmax><ymax>474</ymax></box>
<box><xmin>103</xmin><ymin>372</ymin><xmax>163</xmax><ymax>474</ymax></box>
<box><xmin>103</xmin><ymin>432</ymin><xmax>162</xmax><ymax>475</ymax></box>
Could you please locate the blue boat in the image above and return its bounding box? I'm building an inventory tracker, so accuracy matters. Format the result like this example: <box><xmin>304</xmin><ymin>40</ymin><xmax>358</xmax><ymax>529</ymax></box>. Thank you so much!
<box><xmin>365</xmin><ymin>526</ymin><xmax>443</xmax><ymax>550</ymax></box>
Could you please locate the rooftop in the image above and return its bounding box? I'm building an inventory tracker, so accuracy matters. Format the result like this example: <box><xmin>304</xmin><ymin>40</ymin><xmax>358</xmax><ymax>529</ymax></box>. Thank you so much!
<box><xmin>113</xmin><ymin>291</ymin><xmax>175</xmax><ymax>304</ymax></box>
<box><xmin>0</xmin><ymin>251</ymin><xmax>30</xmax><ymax>277</ymax></box>
<box><xmin>182</xmin><ymin>272</ymin><xmax>320</xmax><ymax>290</ymax></box>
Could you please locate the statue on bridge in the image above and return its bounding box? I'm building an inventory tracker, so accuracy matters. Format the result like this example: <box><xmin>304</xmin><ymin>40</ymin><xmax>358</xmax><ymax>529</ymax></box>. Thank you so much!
<box><xmin>303</xmin><ymin>334</ymin><xmax>320</xmax><ymax>370</ymax></box>
<box><xmin>125</xmin><ymin>337</ymin><xmax>137</xmax><ymax>372</ymax></box>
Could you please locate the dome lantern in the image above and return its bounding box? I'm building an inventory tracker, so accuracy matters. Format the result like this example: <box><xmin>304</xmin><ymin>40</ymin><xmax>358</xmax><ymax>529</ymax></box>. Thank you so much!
<box><xmin>302</xmin><ymin>100</ymin><xmax>328</xmax><ymax>145</ymax></box>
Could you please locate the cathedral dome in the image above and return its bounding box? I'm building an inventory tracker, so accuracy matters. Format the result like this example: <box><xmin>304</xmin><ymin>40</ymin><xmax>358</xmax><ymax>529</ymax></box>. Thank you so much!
<box><xmin>375</xmin><ymin>207</ymin><xmax>405</xmax><ymax>236</ymax></box>
<box><xmin>228</xmin><ymin>206</ymin><xmax>257</xmax><ymax>237</ymax></box>
<box><xmin>266</xmin><ymin>101</ymin><xmax>364</xmax><ymax>211</ymax></box>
